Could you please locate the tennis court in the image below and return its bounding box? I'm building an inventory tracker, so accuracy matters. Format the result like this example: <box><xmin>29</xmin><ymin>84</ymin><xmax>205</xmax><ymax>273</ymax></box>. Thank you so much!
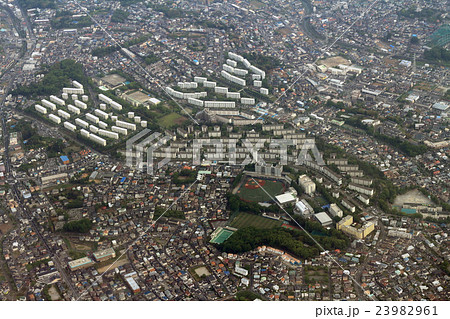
<box><xmin>210</xmin><ymin>228</ymin><xmax>234</xmax><ymax>244</ymax></box>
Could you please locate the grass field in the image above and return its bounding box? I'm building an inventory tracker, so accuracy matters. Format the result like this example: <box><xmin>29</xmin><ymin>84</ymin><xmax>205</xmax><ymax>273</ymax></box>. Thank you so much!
<box><xmin>159</xmin><ymin>112</ymin><xmax>187</xmax><ymax>128</ymax></box>
<box><xmin>230</xmin><ymin>212</ymin><xmax>282</xmax><ymax>229</ymax></box>
<box><xmin>237</xmin><ymin>178</ymin><xmax>285</xmax><ymax>203</ymax></box>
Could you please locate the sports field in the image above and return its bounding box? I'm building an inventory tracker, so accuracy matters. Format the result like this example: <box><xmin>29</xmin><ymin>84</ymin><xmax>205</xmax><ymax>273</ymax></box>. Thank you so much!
<box><xmin>210</xmin><ymin>228</ymin><xmax>234</xmax><ymax>244</ymax></box>
<box><xmin>236</xmin><ymin>178</ymin><xmax>285</xmax><ymax>203</ymax></box>
<box><xmin>230</xmin><ymin>212</ymin><xmax>282</xmax><ymax>229</ymax></box>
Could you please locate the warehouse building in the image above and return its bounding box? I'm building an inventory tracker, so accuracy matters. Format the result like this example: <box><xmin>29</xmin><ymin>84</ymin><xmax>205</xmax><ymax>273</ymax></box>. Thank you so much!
<box><xmin>314</xmin><ymin>212</ymin><xmax>333</xmax><ymax>227</ymax></box>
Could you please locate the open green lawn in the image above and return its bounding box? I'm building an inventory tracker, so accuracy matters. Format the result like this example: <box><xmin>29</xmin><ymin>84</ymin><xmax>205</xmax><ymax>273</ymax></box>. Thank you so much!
<box><xmin>230</xmin><ymin>212</ymin><xmax>282</xmax><ymax>229</ymax></box>
<box><xmin>159</xmin><ymin>112</ymin><xmax>187</xmax><ymax>128</ymax></box>
<box><xmin>237</xmin><ymin>178</ymin><xmax>285</xmax><ymax>203</ymax></box>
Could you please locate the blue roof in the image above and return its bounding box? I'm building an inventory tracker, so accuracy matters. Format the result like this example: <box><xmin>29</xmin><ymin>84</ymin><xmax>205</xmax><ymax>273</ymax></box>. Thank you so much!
<box><xmin>60</xmin><ymin>155</ymin><xmax>69</xmax><ymax>162</ymax></box>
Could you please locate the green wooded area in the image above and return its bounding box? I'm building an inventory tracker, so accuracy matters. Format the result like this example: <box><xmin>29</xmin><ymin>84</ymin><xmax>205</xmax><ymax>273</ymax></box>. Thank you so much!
<box><xmin>12</xmin><ymin>59</ymin><xmax>86</xmax><ymax>97</ymax></box>
<box><xmin>63</xmin><ymin>218</ymin><xmax>92</xmax><ymax>233</ymax></box>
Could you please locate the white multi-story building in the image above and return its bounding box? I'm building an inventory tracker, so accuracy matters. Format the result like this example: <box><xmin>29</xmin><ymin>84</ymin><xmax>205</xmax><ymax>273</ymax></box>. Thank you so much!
<box><xmin>329</xmin><ymin>203</ymin><xmax>343</xmax><ymax>218</ymax></box>
<box><xmin>98</xmin><ymin>129</ymin><xmax>119</xmax><ymax>140</ymax></box>
<box><xmin>203</xmin><ymin>81</ymin><xmax>216</xmax><ymax>88</ymax></box>
<box><xmin>116</xmin><ymin>120</ymin><xmax>136</xmax><ymax>131</ymax></box>
<box><xmin>112</xmin><ymin>126</ymin><xmax>128</xmax><ymax>135</ymax></box>
<box><xmin>89</xmin><ymin>125</ymin><xmax>99</xmax><ymax>134</ymax></box>
<box><xmin>35</xmin><ymin>105</ymin><xmax>47</xmax><ymax>114</ymax></box>
<box><xmin>298</xmin><ymin>174</ymin><xmax>316</xmax><ymax>195</ymax></box>
<box><xmin>75</xmin><ymin>118</ymin><xmax>89</xmax><ymax>129</ymax></box>
<box><xmin>226</xmin><ymin>59</ymin><xmax>237</xmax><ymax>67</ymax></box>
<box><xmin>74</xmin><ymin>100</ymin><xmax>87</xmax><ymax>110</ymax></box>
<box><xmin>99</xmin><ymin>93</ymin><xmax>112</xmax><ymax>104</ymax></box>
<box><xmin>178</xmin><ymin>82</ymin><xmax>197</xmax><ymax>89</ymax></box>
<box><xmin>86</xmin><ymin>113</ymin><xmax>100</xmax><ymax>124</ymax></box>
<box><xmin>49</xmin><ymin>114</ymin><xmax>61</xmax><ymax>124</ymax></box>
<box><xmin>57</xmin><ymin>109</ymin><xmax>71</xmax><ymax>120</ymax></box>
<box><xmin>63</xmin><ymin>87</ymin><xmax>84</xmax><ymax>95</ymax></box>
<box><xmin>110</xmin><ymin>101</ymin><xmax>122</xmax><ymax>111</ymax></box>
<box><xmin>240</xmin><ymin>97</ymin><xmax>255</xmax><ymax>105</ymax></box>
<box><xmin>221</xmin><ymin>70</ymin><xmax>246</xmax><ymax>86</ymax></box>
<box><xmin>72</xmin><ymin>80</ymin><xmax>83</xmax><ymax>89</ymax></box>
<box><xmin>41</xmin><ymin>99</ymin><xmax>56</xmax><ymax>111</ymax></box>
<box><xmin>215</xmin><ymin>86</ymin><xmax>228</xmax><ymax>94</ymax></box>
<box><xmin>226</xmin><ymin>92</ymin><xmax>241</xmax><ymax>99</ymax></box>
<box><xmin>204</xmin><ymin>101</ymin><xmax>236</xmax><ymax>108</ymax></box>
<box><xmin>194</xmin><ymin>76</ymin><xmax>207</xmax><ymax>83</ymax></box>
<box><xmin>63</xmin><ymin>121</ymin><xmax>76</xmax><ymax>132</ymax></box>
<box><xmin>94</xmin><ymin>109</ymin><xmax>109</xmax><ymax>120</ymax></box>
<box><xmin>89</xmin><ymin>133</ymin><xmax>106</xmax><ymax>146</ymax></box>
<box><xmin>80</xmin><ymin>129</ymin><xmax>90</xmax><ymax>138</ymax></box>
<box><xmin>188</xmin><ymin>98</ymin><xmax>204</xmax><ymax>107</ymax></box>
<box><xmin>50</xmin><ymin>95</ymin><xmax>65</xmax><ymax>106</ymax></box>
<box><xmin>67</xmin><ymin>104</ymin><xmax>81</xmax><ymax>114</ymax></box>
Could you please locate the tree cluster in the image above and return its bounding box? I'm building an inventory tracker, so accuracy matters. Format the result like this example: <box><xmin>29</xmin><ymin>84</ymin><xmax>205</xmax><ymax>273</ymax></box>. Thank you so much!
<box><xmin>63</xmin><ymin>218</ymin><xmax>92</xmax><ymax>233</ymax></box>
<box><xmin>12</xmin><ymin>59</ymin><xmax>86</xmax><ymax>97</ymax></box>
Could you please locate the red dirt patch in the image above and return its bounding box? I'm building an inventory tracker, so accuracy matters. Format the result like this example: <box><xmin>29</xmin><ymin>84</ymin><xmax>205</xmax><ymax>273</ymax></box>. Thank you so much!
<box><xmin>244</xmin><ymin>179</ymin><xmax>266</xmax><ymax>190</ymax></box>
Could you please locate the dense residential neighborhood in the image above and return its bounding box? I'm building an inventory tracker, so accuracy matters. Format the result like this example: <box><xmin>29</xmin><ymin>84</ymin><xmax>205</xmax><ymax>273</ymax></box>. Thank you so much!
<box><xmin>0</xmin><ymin>0</ymin><xmax>449</xmax><ymax>306</ymax></box>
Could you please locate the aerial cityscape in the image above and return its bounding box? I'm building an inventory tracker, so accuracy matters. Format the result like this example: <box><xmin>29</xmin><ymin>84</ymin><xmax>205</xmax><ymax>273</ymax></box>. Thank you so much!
<box><xmin>0</xmin><ymin>0</ymin><xmax>449</xmax><ymax>308</ymax></box>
